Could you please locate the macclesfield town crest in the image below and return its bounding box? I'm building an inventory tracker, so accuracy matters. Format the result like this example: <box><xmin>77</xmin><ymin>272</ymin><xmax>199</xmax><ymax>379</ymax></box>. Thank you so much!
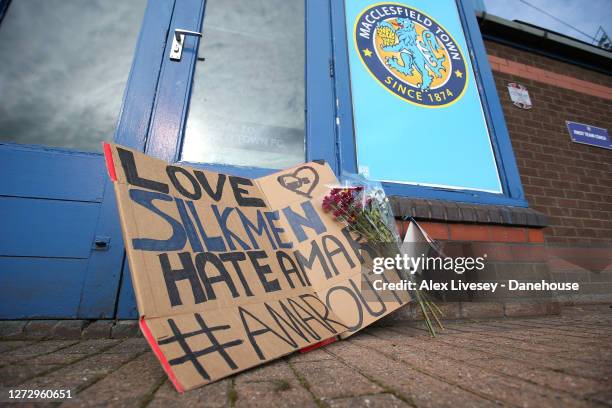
<box><xmin>355</xmin><ymin>3</ymin><xmax>468</xmax><ymax>107</ymax></box>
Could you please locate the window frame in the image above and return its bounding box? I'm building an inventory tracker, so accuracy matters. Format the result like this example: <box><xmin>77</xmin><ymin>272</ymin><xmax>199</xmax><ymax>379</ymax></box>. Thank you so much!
<box><xmin>144</xmin><ymin>0</ymin><xmax>338</xmax><ymax>178</ymax></box>
<box><xmin>329</xmin><ymin>0</ymin><xmax>528</xmax><ymax>207</ymax></box>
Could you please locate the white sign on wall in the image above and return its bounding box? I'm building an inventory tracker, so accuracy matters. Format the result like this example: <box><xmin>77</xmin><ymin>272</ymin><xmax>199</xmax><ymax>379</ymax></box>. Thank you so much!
<box><xmin>507</xmin><ymin>83</ymin><xmax>532</xmax><ymax>109</ymax></box>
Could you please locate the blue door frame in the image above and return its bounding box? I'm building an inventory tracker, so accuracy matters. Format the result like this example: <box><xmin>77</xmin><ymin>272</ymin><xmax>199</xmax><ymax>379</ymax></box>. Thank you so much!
<box><xmin>85</xmin><ymin>0</ymin><xmax>177</xmax><ymax>319</ymax></box>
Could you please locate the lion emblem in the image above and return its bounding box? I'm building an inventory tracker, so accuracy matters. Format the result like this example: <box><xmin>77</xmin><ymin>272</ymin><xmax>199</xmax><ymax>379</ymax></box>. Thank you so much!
<box><xmin>376</xmin><ymin>18</ymin><xmax>446</xmax><ymax>91</ymax></box>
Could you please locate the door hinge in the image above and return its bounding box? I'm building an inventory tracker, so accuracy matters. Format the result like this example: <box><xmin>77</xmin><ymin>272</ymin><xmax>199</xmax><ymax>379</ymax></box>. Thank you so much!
<box><xmin>329</xmin><ymin>59</ymin><xmax>335</xmax><ymax>78</ymax></box>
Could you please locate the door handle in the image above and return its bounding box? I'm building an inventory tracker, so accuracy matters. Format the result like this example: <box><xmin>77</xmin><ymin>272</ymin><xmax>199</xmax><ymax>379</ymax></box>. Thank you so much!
<box><xmin>169</xmin><ymin>29</ymin><xmax>202</xmax><ymax>61</ymax></box>
<box><xmin>92</xmin><ymin>236</ymin><xmax>111</xmax><ymax>251</ymax></box>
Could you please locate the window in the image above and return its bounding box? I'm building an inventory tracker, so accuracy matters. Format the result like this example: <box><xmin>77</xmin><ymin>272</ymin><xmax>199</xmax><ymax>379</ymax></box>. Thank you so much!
<box><xmin>180</xmin><ymin>0</ymin><xmax>305</xmax><ymax>169</ymax></box>
<box><xmin>0</xmin><ymin>0</ymin><xmax>147</xmax><ymax>152</ymax></box>
<box><xmin>334</xmin><ymin>0</ymin><xmax>525</xmax><ymax>206</ymax></box>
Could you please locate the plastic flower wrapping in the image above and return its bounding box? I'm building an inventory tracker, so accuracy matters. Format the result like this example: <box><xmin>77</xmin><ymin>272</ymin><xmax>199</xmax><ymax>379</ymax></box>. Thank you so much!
<box><xmin>322</xmin><ymin>174</ymin><xmax>444</xmax><ymax>336</ymax></box>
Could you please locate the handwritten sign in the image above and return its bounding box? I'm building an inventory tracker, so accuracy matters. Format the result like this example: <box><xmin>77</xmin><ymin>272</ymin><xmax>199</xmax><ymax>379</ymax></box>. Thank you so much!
<box><xmin>105</xmin><ymin>143</ymin><xmax>410</xmax><ymax>392</ymax></box>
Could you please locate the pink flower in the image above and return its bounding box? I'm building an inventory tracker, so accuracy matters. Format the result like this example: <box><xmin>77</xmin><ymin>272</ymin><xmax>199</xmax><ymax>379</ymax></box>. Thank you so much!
<box><xmin>323</xmin><ymin>185</ymin><xmax>366</xmax><ymax>225</ymax></box>
<box><xmin>322</xmin><ymin>196</ymin><xmax>334</xmax><ymax>212</ymax></box>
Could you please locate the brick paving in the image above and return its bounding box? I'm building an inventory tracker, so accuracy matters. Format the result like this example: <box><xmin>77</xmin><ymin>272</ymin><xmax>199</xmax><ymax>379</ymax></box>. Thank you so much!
<box><xmin>0</xmin><ymin>305</ymin><xmax>610</xmax><ymax>407</ymax></box>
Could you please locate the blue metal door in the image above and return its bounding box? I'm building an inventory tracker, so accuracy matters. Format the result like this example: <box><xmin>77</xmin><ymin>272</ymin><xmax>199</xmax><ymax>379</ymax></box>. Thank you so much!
<box><xmin>0</xmin><ymin>0</ymin><xmax>174</xmax><ymax>318</ymax></box>
<box><xmin>114</xmin><ymin>0</ymin><xmax>338</xmax><ymax>318</ymax></box>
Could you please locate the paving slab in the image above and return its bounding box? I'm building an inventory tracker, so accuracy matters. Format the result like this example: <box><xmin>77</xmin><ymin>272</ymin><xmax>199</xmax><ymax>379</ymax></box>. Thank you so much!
<box><xmin>235</xmin><ymin>376</ymin><xmax>316</xmax><ymax>408</ymax></box>
<box><xmin>110</xmin><ymin>321</ymin><xmax>140</xmax><ymax>339</ymax></box>
<box><xmin>81</xmin><ymin>321</ymin><xmax>114</xmax><ymax>339</ymax></box>
<box><xmin>0</xmin><ymin>363</ymin><xmax>61</xmax><ymax>387</ymax></box>
<box><xmin>291</xmin><ymin>357</ymin><xmax>383</xmax><ymax>400</ymax></box>
<box><xmin>0</xmin><ymin>321</ymin><xmax>28</xmax><ymax>339</ymax></box>
<box><xmin>325</xmin><ymin>340</ymin><xmax>494</xmax><ymax>408</ymax></box>
<box><xmin>0</xmin><ymin>340</ymin><xmax>78</xmax><ymax>365</ymax></box>
<box><xmin>147</xmin><ymin>379</ymin><xmax>230</xmax><ymax>408</ymax></box>
<box><xmin>59</xmin><ymin>353</ymin><xmax>166</xmax><ymax>407</ymax></box>
<box><xmin>0</xmin><ymin>341</ymin><xmax>35</xmax><ymax>353</ymax></box>
<box><xmin>51</xmin><ymin>321</ymin><xmax>87</xmax><ymax>340</ymax></box>
<box><xmin>328</xmin><ymin>393</ymin><xmax>410</xmax><ymax>408</ymax></box>
<box><xmin>23</xmin><ymin>320</ymin><xmax>60</xmax><ymax>339</ymax></box>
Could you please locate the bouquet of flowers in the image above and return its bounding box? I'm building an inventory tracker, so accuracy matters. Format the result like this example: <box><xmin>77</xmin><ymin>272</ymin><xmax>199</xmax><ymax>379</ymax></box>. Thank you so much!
<box><xmin>322</xmin><ymin>175</ymin><xmax>444</xmax><ymax>337</ymax></box>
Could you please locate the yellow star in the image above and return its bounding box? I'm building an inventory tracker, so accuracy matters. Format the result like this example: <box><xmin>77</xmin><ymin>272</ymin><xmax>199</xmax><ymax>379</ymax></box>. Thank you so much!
<box><xmin>454</xmin><ymin>70</ymin><xmax>463</xmax><ymax>78</ymax></box>
<box><xmin>363</xmin><ymin>48</ymin><xmax>373</xmax><ymax>57</ymax></box>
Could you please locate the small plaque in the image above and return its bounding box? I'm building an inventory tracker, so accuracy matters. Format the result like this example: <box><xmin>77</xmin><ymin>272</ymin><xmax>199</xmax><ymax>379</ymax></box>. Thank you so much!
<box><xmin>566</xmin><ymin>121</ymin><xmax>611</xmax><ymax>150</ymax></box>
<box><xmin>507</xmin><ymin>82</ymin><xmax>532</xmax><ymax>109</ymax></box>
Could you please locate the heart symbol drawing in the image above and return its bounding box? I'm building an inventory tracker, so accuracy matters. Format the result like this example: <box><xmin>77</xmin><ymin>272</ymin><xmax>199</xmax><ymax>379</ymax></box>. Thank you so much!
<box><xmin>277</xmin><ymin>166</ymin><xmax>320</xmax><ymax>198</ymax></box>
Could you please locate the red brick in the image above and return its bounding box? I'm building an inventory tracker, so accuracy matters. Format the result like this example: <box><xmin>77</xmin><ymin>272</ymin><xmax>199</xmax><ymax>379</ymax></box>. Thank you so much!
<box><xmin>395</xmin><ymin>220</ymin><xmax>406</xmax><ymax>238</ymax></box>
<box><xmin>509</xmin><ymin>244</ymin><xmax>549</xmax><ymax>262</ymax></box>
<box><xmin>489</xmin><ymin>226</ymin><xmax>527</xmax><ymax>243</ymax></box>
<box><xmin>471</xmin><ymin>242</ymin><xmax>515</xmax><ymax>261</ymax></box>
<box><xmin>504</xmin><ymin>302</ymin><xmax>550</xmax><ymax>317</ymax></box>
<box><xmin>557</xmin><ymin>198</ymin><xmax>578</xmax><ymax>208</ymax></box>
<box><xmin>449</xmin><ymin>224</ymin><xmax>489</xmax><ymax>241</ymax></box>
<box><xmin>488</xmin><ymin>55</ymin><xmax>506</xmax><ymax>65</ymax></box>
<box><xmin>460</xmin><ymin>302</ymin><xmax>504</xmax><ymax>318</ymax></box>
<box><xmin>419</xmin><ymin>221</ymin><xmax>449</xmax><ymax>240</ymax></box>
<box><xmin>527</xmin><ymin>229</ymin><xmax>545</xmax><ymax>243</ymax></box>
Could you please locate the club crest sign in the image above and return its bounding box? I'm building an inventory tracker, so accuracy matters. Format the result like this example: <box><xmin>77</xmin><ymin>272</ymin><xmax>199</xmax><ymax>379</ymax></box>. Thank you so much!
<box><xmin>355</xmin><ymin>3</ymin><xmax>468</xmax><ymax>107</ymax></box>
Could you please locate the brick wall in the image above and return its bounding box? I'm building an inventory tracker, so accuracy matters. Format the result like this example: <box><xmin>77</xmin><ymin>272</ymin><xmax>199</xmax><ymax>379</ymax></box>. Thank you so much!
<box><xmin>484</xmin><ymin>40</ymin><xmax>612</xmax><ymax>245</ymax></box>
<box><xmin>485</xmin><ymin>41</ymin><xmax>612</xmax><ymax>305</ymax></box>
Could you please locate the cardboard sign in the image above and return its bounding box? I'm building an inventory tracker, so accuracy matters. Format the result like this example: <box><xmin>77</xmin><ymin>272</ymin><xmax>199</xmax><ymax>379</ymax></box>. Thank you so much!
<box><xmin>104</xmin><ymin>143</ymin><xmax>410</xmax><ymax>392</ymax></box>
